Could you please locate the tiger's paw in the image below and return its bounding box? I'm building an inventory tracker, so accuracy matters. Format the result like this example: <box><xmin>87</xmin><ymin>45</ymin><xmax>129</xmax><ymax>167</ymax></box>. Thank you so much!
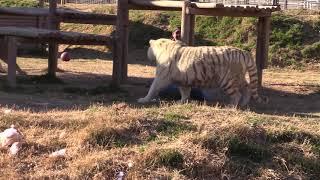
<box><xmin>138</xmin><ymin>97</ymin><xmax>149</xmax><ymax>104</ymax></box>
<box><xmin>138</xmin><ymin>97</ymin><xmax>157</xmax><ymax>104</ymax></box>
<box><xmin>179</xmin><ymin>99</ymin><xmax>189</xmax><ymax>104</ymax></box>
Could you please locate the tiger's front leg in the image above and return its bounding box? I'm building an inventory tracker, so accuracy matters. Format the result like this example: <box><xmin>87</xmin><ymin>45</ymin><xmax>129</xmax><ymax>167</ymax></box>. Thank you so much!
<box><xmin>138</xmin><ymin>77</ymin><xmax>171</xmax><ymax>103</ymax></box>
<box><xmin>178</xmin><ymin>86</ymin><xmax>191</xmax><ymax>103</ymax></box>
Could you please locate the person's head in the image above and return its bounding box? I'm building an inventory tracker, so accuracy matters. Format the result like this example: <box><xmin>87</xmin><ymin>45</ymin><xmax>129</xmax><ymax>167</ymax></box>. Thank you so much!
<box><xmin>172</xmin><ymin>27</ymin><xmax>181</xmax><ymax>41</ymax></box>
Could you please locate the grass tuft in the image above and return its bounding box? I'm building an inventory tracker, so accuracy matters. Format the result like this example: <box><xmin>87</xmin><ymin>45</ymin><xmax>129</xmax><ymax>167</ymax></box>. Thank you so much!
<box><xmin>152</xmin><ymin>149</ymin><xmax>184</xmax><ymax>169</ymax></box>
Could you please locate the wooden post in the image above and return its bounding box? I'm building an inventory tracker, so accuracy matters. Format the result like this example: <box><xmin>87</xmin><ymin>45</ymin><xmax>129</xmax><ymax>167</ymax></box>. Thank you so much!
<box><xmin>116</xmin><ymin>0</ymin><xmax>129</xmax><ymax>82</ymax></box>
<box><xmin>48</xmin><ymin>0</ymin><xmax>59</xmax><ymax>78</ymax></box>
<box><xmin>256</xmin><ymin>16</ymin><xmax>271</xmax><ymax>87</ymax></box>
<box><xmin>189</xmin><ymin>14</ymin><xmax>195</xmax><ymax>45</ymax></box>
<box><xmin>39</xmin><ymin>0</ymin><xmax>44</xmax><ymax>7</ymax></box>
<box><xmin>181</xmin><ymin>0</ymin><xmax>195</xmax><ymax>45</ymax></box>
<box><xmin>111</xmin><ymin>33</ymin><xmax>121</xmax><ymax>88</ymax></box>
<box><xmin>284</xmin><ymin>0</ymin><xmax>288</xmax><ymax>9</ymax></box>
<box><xmin>6</xmin><ymin>36</ymin><xmax>17</xmax><ymax>88</ymax></box>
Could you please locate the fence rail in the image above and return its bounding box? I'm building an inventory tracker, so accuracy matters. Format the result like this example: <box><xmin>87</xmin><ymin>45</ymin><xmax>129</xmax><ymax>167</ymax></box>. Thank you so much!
<box><xmin>42</xmin><ymin>0</ymin><xmax>117</xmax><ymax>4</ymax></box>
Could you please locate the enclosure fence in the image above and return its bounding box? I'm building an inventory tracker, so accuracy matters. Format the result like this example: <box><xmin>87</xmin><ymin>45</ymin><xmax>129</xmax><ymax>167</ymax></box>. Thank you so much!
<box><xmin>42</xmin><ymin>0</ymin><xmax>117</xmax><ymax>4</ymax></box>
<box><xmin>41</xmin><ymin>0</ymin><xmax>320</xmax><ymax>10</ymax></box>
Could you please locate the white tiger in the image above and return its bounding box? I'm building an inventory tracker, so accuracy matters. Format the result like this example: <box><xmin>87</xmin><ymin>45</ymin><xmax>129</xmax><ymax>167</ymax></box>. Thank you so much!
<box><xmin>138</xmin><ymin>38</ymin><xmax>267</xmax><ymax>106</ymax></box>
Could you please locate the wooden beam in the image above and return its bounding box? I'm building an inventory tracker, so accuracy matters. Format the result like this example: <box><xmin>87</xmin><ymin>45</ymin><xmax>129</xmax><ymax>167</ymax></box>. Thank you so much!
<box><xmin>129</xmin><ymin>0</ymin><xmax>183</xmax><ymax>10</ymax></box>
<box><xmin>128</xmin><ymin>0</ymin><xmax>280</xmax><ymax>11</ymax></box>
<box><xmin>116</xmin><ymin>0</ymin><xmax>129</xmax><ymax>82</ymax></box>
<box><xmin>0</xmin><ymin>7</ymin><xmax>49</xmax><ymax>16</ymax></box>
<box><xmin>48</xmin><ymin>0</ymin><xmax>59</xmax><ymax>78</ymax></box>
<box><xmin>59</xmin><ymin>13</ymin><xmax>117</xmax><ymax>25</ymax></box>
<box><xmin>256</xmin><ymin>16</ymin><xmax>271</xmax><ymax>87</ymax></box>
<box><xmin>5</xmin><ymin>36</ymin><xmax>17</xmax><ymax>88</ymax></box>
<box><xmin>128</xmin><ymin>4</ymin><xmax>180</xmax><ymax>11</ymax></box>
<box><xmin>188</xmin><ymin>7</ymin><xmax>272</xmax><ymax>17</ymax></box>
<box><xmin>0</xmin><ymin>27</ymin><xmax>113</xmax><ymax>46</ymax></box>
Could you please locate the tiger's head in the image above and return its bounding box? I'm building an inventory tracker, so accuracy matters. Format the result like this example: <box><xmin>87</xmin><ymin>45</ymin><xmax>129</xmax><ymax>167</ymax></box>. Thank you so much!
<box><xmin>147</xmin><ymin>38</ymin><xmax>184</xmax><ymax>64</ymax></box>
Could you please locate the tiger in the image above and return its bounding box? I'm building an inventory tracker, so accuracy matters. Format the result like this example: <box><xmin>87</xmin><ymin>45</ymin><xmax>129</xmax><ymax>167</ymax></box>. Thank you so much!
<box><xmin>137</xmin><ymin>38</ymin><xmax>267</xmax><ymax>106</ymax></box>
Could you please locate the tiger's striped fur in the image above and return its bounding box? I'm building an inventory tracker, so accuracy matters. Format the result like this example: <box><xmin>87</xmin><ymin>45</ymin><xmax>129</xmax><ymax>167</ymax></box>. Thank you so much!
<box><xmin>138</xmin><ymin>38</ymin><xmax>267</xmax><ymax>106</ymax></box>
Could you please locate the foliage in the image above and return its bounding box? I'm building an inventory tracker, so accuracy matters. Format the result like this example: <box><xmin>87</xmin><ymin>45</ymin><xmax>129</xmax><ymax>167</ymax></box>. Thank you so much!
<box><xmin>301</xmin><ymin>41</ymin><xmax>320</xmax><ymax>59</ymax></box>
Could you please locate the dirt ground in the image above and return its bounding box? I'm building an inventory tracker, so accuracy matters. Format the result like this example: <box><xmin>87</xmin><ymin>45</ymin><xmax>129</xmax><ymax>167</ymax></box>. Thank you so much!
<box><xmin>0</xmin><ymin>50</ymin><xmax>319</xmax><ymax>118</ymax></box>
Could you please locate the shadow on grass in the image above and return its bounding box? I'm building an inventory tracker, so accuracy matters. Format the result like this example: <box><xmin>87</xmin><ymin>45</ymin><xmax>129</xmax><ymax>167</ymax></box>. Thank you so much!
<box><xmin>0</xmin><ymin>72</ymin><xmax>319</xmax><ymax>119</ymax></box>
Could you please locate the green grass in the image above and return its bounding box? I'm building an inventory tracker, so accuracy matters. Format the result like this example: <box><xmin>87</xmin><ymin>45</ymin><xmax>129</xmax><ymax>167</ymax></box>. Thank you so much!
<box><xmin>0</xmin><ymin>0</ymin><xmax>39</xmax><ymax>7</ymax></box>
<box><xmin>156</xmin><ymin>149</ymin><xmax>184</xmax><ymax>169</ymax></box>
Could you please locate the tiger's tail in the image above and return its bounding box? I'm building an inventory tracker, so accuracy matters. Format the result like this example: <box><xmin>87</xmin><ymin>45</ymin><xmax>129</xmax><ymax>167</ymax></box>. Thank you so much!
<box><xmin>244</xmin><ymin>53</ymin><xmax>268</xmax><ymax>104</ymax></box>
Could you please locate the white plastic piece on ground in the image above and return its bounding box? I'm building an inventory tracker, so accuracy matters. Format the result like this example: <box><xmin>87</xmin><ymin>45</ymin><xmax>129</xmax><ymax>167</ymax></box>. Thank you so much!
<box><xmin>117</xmin><ymin>171</ymin><xmax>124</xmax><ymax>180</ymax></box>
<box><xmin>128</xmin><ymin>162</ymin><xmax>133</xmax><ymax>168</ymax></box>
<box><xmin>4</xmin><ymin>109</ymin><xmax>12</xmax><ymax>114</ymax></box>
<box><xmin>0</xmin><ymin>125</ymin><xmax>24</xmax><ymax>148</ymax></box>
<box><xmin>9</xmin><ymin>142</ymin><xmax>22</xmax><ymax>156</ymax></box>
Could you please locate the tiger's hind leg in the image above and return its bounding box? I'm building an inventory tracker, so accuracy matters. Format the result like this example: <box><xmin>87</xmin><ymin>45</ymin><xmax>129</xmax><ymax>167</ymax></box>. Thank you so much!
<box><xmin>0</xmin><ymin>62</ymin><xmax>5</xmax><ymax>73</ymax></box>
<box><xmin>178</xmin><ymin>86</ymin><xmax>191</xmax><ymax>103</ymax></box>
<box><xmin>138</xmin><ymin>77</ymin><xmax>171</xmax><ymax>104</ymax></box>
<box><xmin>227</xmin><ymin>89</ymin><xmax>242</xmax><ymax>107</ymax></box>
<box><xmin>239</xmin><ymin>83</ymin><xmax>251</xmax><ymax>107</ymax></box>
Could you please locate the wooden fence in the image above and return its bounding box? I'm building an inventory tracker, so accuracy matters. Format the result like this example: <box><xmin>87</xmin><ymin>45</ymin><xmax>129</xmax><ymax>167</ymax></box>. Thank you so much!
<box><xmin>43</xmin><ymin>0</ymin><xmax>117</xmax><ymax>4</ymax></box>
<box><xmin>41</xmin><ymin>0</ymin><xmax>320</xmax><ymax>10</ymax></box>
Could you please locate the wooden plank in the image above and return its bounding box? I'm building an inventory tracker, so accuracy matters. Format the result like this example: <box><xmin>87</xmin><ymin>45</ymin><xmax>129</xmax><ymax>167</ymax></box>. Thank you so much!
<box><xmin>188</xmin><ymin>7</ymin><xmax>272</xmax><ymax>17</ymax></box>
<box><xmin>0</xmin><ymin>8</ymin><xmax>49</xmax><ymax>16</ymax></box>
<box><xmin>6</xmin><ymin>36</ymin><xmax>17</xmax><ymax>88</ymax></box>
<box><xmin>128</xmin><ymin>0</ymin><xmax>279</xmax><ymax>11</ymax></box>
<box><xmin>59</xmin><ymin>13</ymin><xmax>117</xmax><ymax>25</ymax></box>
<box><xmin>129</xmin><ymin>0</ymin><xmax>183</xmax><ymax>9</ymax></box>
<box><xmin>129</xmin><ymin>4</ymin><xmax>180</xmax><ymax>11</ymax></box>
<box><xmin>256</xmin><ymin>16</ymin><xmax>271</xmax><ymax>87</ymax></box>
<box><xmin>0</xmin><ymin>27</ymin><xmax>113</xmax><ymax>45</ymax></box>
<box><xmin>116</xmin><ymin>0</ymin><xmax>129</xmax><ymax>82</ymax></box>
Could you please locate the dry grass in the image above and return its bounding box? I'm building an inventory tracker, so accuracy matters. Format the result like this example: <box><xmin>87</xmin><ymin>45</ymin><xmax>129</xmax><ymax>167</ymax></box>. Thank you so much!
<box><xmin>0</xmin><ymin>55</ymin><xmax>319</xmax><ymax>179</ymax></box>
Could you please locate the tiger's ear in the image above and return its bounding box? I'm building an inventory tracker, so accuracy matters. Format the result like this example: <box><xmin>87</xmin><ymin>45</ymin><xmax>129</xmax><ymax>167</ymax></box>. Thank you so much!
<box><xmin>149</xmin><ymin>39</ymin><xmax>155</xmax><ymax>45</ymax></box>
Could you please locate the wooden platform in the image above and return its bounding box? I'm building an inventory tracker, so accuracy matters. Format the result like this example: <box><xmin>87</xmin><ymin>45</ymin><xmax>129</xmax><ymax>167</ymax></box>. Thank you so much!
<box><xmin>128</xmin><ymin>0</ymin><xmax>280</xmax><ymax>15</ymax></box>
<box><xmin>0</xmin><ymin>26</ymin><xmax>114</xmax><ymax>87</ymax></box>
